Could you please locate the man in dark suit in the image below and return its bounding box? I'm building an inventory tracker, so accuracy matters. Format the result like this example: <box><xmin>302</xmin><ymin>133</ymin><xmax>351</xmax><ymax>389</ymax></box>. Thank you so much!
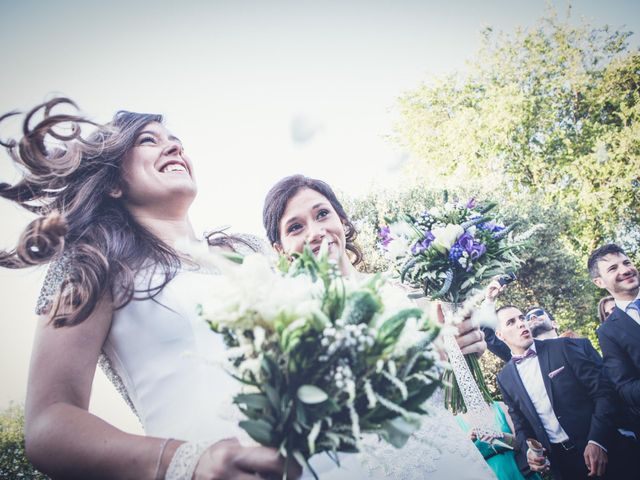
<box><xmin>495</xmin><ymin>305</ymin><xmax>623</xmax><ymax>479</ymax></box>
<box><xmin>590</xmin><ymin>243</ymin><xmax>640</xmax><ymax>434</ymax></box>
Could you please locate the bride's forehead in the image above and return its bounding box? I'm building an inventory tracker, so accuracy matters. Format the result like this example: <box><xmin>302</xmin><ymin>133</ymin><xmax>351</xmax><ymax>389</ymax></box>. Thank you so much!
<box><xmin>288</xmin><ymin>188</ymin><xmax>328</xmax><ymax>207</ymax></box>
<box><xmin>282</xmin><ymin>190</ymin><xmax>329</xmax><ymax>217</ymax></box>
<box><xmin>138</xmin><ymin>122</ymin><xmax>169</xmax><ymax>135</ymax></box>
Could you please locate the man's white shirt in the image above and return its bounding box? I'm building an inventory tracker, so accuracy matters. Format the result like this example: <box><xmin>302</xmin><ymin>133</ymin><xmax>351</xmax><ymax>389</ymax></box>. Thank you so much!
<box><xmin>615</xmin><ymin>291</ymin><xmax>640</xmax><ymax>324</ymax></box>
<box><xmin>514</xmin><ymin>342</ymin><xmax>570</xmax><ymax>443</ymax></box>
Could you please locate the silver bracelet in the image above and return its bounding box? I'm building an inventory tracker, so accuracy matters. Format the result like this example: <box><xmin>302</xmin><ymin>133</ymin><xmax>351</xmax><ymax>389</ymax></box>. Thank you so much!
<box><xmin>154</xmin><ymin>438</ymin><xmax>173</xmax><ymax>480</ymax></box>
<box><xmin>165</xmin><ymin>440</ymin><xmax>212</xmax><ymax>480</ymax></box>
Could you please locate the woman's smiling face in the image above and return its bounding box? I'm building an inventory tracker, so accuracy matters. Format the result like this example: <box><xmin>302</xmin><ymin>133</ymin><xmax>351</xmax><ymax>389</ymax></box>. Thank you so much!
<box><xmin>276</xmin><ymin>187</ymin><xmax>349</xmax><ymax>270</ymax></box>
<box><xmin>119</xmin><ymin>122</ymin><xmax>197</xmax><ymax>212</ymax></box>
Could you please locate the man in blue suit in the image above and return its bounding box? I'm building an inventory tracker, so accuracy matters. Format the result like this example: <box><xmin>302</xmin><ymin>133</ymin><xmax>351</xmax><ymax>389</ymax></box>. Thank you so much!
<box><xmin>590</xmin><ymin>243</ymin><xmax>640</xmax><ymax>434</ymax></box>
<box><xmin>495</xmin><ymin>305</ymin><xmax>625</xmax><ymax>479</ymax></box>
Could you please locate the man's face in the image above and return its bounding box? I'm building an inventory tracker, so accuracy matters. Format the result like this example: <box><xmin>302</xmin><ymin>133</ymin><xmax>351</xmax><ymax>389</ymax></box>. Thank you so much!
<box><xmin>525</xmin><ymin>308</ymin><xmax>556</xmax><ymax>338</ymax></box>
<box><xmin>496</xmin><ymin>307</ymin><xmax>534</xmax><ymax>353</ymax></box>
<box><xmin>593</xmin><ymin>253</ymin><xmax>640</xmax><ymax>298</ymax></box>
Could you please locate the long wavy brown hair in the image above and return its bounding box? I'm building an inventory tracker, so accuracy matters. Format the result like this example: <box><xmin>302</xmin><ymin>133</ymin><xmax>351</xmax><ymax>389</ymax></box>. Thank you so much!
<box><xmin>262</xmin><ymin>174</ymin><xmax>363</xmax><ymax>265</ymax></box>
<box><xmin>0</xmin><ymin>98</ymin><xmax>183</xmax><ymax>327</ymax></box>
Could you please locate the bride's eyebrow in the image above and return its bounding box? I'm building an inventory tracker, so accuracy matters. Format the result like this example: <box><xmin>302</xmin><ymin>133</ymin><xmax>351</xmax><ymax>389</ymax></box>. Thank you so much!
<box><xmin>135</xmin><ymin>131</ymin><xmax>183</xmax><ymax>144</ymax></box>
<box><xmin>284</xmin><ymin>216</ymin><xmax>301</xmax><ymax>227</ymax></box>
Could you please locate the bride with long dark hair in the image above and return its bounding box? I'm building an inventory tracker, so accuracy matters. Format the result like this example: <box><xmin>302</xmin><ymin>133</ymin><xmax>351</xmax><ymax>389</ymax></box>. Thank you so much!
<box><xmin>0</xmin><ymin>98</ymin><xmax>299</xmax><ymax>479</ymax></box>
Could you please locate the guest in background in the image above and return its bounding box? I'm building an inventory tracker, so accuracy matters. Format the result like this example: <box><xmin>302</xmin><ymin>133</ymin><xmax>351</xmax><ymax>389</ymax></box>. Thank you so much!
<box><xmin>590</xmin><ymin>244</ymin><xmax>640</xmax><ymax>435</ymax></box>
<box><xmin>598</xmin><ymin>295</ymin><xmax>616</xmax><ymax>324</ymax></box>
<box><xmin>524</xmin><ymin>307</ymin><xmax>559</xmax><ymax>340</ymax></box>
<box><xmin>455</xmin><ymin>400</ymin><xmax>542</xmax><ymax>480</ymax></box>
<box><xmin>494</xmin><ymin>305</ymin><xmax>631</xmax><ymax>479</ymax></box>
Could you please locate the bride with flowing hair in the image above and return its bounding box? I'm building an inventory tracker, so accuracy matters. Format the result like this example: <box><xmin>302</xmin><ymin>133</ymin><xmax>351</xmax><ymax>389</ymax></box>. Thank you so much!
<box><xmin>0</xmin><ymin>98</ymin><xmax>300</xmax><ymax>479</ymax></box>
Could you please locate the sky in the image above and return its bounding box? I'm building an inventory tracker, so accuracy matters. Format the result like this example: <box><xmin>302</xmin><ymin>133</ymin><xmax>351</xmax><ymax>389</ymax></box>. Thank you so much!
<box><xmin>1</xmin><ymin>0</ymin><xmax>639</xmax><ymax>433</ymax></box>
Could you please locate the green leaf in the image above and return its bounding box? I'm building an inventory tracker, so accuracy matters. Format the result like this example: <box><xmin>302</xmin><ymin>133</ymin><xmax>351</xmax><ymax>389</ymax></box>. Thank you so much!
<box><xmin>234</xmin><ymin>393</ymin><xmax>270</xmax><ymax>410</ymax></box>
<box><xmin>297</xmin><ymin>384</ymin><xmax>329</xmax><ymax>404</ymax></box>
<box><xmin>340</xmin><ymin>290</ymin><xmax>381</xmax><ymax>325</ymax></box>
<box><xmin>239</xmin><ymin>419</ymin><xmax>275</xmax><ymax>446</ymax></box>
<box><xmin>377</xmin><ymin>308</ymin><xmax>423</xmax><ymax>347</ymax></box>
<box><xmin>264</xmin><ymin>384</ymin><xmax>281</xmax><ymax>411</ymax></box>
<box><xmin>379</xmin><ymin>416</ymin><xmax>422</xmax><ymax>448</ymax></box>
<box><xmin>220</xmin><ymin>251</ymin><xmax>245</xmax><ymax>264</ymax></box>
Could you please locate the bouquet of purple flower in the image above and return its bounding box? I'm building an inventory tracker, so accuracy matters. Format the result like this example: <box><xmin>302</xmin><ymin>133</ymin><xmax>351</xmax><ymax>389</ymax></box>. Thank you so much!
<box><xmin>379</xmin><ymin>196</ymin><xmax>524</xmax><ymax>413</ymax></box>
<box><xmin>379</xmin><ymin>197</ymin><xmax>520</xmax><ymax>304</ymax></box>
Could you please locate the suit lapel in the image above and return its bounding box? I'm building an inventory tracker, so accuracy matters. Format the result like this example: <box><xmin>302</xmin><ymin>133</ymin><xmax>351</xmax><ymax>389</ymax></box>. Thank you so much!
<box><xmin>534</xmin><ymin>340</ymin><xmax>555</xmax><ymax>410</ymax></box>
<box><xmin>504</xmin><ymin>358</ymin><xmax>553</xmax><ymax>448</ymax></box>
<box><xmin>610</xmin><ymin>308</ymin><xmax>640</xmax><ymax>344</ymax></box>
<box><xmin>505</xmin><ymin>361</ymin><xmax>540</xmax><ymax>421</ymax></box>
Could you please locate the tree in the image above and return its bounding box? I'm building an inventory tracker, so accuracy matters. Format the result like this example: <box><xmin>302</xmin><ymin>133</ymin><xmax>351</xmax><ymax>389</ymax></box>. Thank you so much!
<box><xmin>344</xmin><ymin>185</ymin><xmax>598</xmax><ymax>338</ymax></box>
<box><xmin>0</xmin><ymin>403</ymin><xmax>48</xmax><ymax>479</ymax></box>
<box><xmin>393</xmin><ymin>9</ymin><xmax>640</xmax><ymax>257</ymax></box>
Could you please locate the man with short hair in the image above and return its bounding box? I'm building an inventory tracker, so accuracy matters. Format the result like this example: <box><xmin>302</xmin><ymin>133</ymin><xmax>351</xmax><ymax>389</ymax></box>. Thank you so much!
<box><xmin>590</xmin><ymin>243</ymin><xmax>640</xmax><ymax>433</ymax></box>
<box><xmin>494</xmin><ymin>305</ymin><xmax>626</xmax><ymax>479</ymax></box>
<box><xmin>524</xmin><ymin>307</ymin><xmax>559</xmax><ymax>340</ymax></box>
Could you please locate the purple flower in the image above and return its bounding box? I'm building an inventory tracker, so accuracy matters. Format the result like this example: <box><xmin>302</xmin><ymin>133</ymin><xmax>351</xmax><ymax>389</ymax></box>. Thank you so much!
<box><xmin>479</xmin><ymin>220</ymin><xmax>505</xmax><ymax>234</ymax></box>
<box><xmin>449</xmin><ymin>244</ymin><xmax>464</xmax><ymax>261</ymax></box>
<box><xmin>411</xmin><ymin>231</ymin><xmax>435</xmax><ymax>255</ymax></box>
<box><xmin>468</xmin><ymin>242</ymin><xmax>486</xmax><ymax>260</ymax></box>
<box><xmin>457</xmin><ymin>232</ymin><xmax>475</xmax><ymax>252</ymax></box>
<box><xmin>457</xmin><ymin>232</ymin><xmax>487</xmax><ymax>260</ymax></box>
<box><xmin>466</xmin><ymin>198</ymin><xmax>477</xmax><ymax>209</ymax></box>
<box><xmin>378</xmin><ymin>226</ymin><xmax>392</xmax><ymax>248</ymax></box>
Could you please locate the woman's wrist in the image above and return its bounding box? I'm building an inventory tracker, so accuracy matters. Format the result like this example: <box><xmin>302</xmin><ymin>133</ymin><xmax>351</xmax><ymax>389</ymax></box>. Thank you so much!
<box><xmin>155</xmin><ymin>439</ymin><xmax>185</xmax><ymax>480</ymax></box>
<box><xmin>164</xmin><ymin>440</ymin><xmax>212</xmax><ymax>480</ymax></box>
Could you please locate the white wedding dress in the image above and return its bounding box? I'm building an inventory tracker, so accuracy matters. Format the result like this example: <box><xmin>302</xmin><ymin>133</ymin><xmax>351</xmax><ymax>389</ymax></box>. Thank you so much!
<box><xmin>40</xmin><ymin>260</ymin><xmax>496</xmax><ymax>479</ymax></box>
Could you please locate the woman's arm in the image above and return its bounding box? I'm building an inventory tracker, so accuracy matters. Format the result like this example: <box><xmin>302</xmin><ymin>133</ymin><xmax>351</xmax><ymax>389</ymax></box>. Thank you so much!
<box><xmin>24</xmin><ymin>294</ymin><xmax>300</xmax><ymax>480</ymax></box>
<box><xmin>25</xmin><ymin>293</ymin><xmax>173</xmax><ymax>479</ymax></box>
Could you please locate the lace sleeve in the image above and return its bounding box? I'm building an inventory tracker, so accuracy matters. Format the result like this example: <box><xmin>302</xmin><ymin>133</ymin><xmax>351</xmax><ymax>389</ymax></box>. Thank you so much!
<box><xmin>35</xmin><ymin>252</ymin><xmax>71</xmax><ymax>315</ymax></box>
<box><xmin>229</xmin><ymin>233</ymin><xmax>271</xmax><ymax>256</ymax></box>
<box><xmin>205</xmin><ymin>229</ymin><xmax>273</xmax><ymax>257</ymax></box>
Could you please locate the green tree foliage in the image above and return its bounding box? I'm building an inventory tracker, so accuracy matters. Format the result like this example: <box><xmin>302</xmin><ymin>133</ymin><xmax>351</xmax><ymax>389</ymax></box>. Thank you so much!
<box><xmin>0</xmin><ymin>403</ymin><xmax>47</xmax><ymax>479</ymax></box>
<box><xmin>393</xmin><ymin>10</ymin><xmax>640</xmax><ymax>256</ymax></box>
<box><xmin>345</xmin><ymin>185</ymin><xmax>598</xmax><ymax>338</ymax></box>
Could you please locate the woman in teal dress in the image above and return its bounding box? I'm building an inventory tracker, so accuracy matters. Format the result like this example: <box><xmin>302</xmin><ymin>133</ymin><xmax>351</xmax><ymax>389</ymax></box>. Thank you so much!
<box><xmin>455</xmin><ymin>401</ymin><xmax>542</xmax><ymax>480</ymax></box>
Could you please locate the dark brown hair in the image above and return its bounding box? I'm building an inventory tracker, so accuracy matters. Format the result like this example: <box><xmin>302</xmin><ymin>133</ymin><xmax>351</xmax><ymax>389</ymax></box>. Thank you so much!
<box><xmin>0</xmin><ymin>98</ymin><xmax>182</xmax><ymax>327</ymax></box>
<box><xmin>588</xmin><ymin>243</ymin><xmax>626</xmax><ymax>279</ymax></box>
<box><xmin>262</xmin><ymin>174</ymin><xmax>362</xmax><ymax>265</ymax></box>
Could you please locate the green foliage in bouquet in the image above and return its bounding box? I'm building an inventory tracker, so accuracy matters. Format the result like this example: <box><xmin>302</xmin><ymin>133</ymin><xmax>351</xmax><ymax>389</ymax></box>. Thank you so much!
<box><xmin>200</xmin><ymin>246</ymin><xmax>441</xmax><ymax>479</ymax></box>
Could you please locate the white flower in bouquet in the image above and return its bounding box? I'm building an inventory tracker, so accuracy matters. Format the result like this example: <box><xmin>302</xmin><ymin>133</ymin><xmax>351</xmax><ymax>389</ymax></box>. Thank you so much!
<box><xmin>384</xmin><ymin>221</ymin><xmax>415</xmax><ymax>259</ymax></box>
<box><xmin>195</xmin><ymin>246</ymin><xmax>442</xmax><ymax>478</ymax></box>
<box><xmin>393</xmin><ymin>316</ymin><xmax>424</xmax><ymax>357</ymax></box>
<box><xmin>431</xmin><ymin>224</ymin><xmax>464</xmax><ymax>252</ymax></box>
<box><xmin>376</xmin><ymin>282</ymin><xmax>416</xmax><ymax>323</ymax></box>
<box><xmin>199</xmin><ymin>253</ymin><xmax>319</xmax><ymax>332</ymax></box>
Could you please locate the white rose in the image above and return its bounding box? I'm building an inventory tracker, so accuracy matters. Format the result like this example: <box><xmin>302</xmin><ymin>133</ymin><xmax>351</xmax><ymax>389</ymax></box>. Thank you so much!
<box><xmin>384</xmin><ymin>221</ymin><xmax>415</xmax><ymax>259</ymax></box>
<box><xmin>431</xmin><ymin>224</ymin><xmax>464</xmax><ymax>252</ymax></box>
<box><xmin>389</xmin><ymin>221</ymin><xmax>415</xmax><ymax>239</ymax></box>
<box><xmin>386</xmin><ymin>236</ymin><xmax>412</xmax><ymax>259</ymax></box>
